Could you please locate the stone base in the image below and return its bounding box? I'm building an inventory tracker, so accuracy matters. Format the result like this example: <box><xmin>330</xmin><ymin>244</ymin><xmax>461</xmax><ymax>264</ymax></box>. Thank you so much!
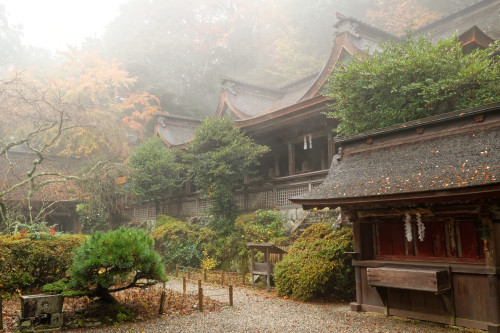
<box><xmin>350</xmin><ymin>302</ymin><xmax>362</xmax><ymax>311</ymax></box>
<box><xmin>18</xmin><ymin>313</ymin><xmax>64</xmax><ymax>332</ymax></box>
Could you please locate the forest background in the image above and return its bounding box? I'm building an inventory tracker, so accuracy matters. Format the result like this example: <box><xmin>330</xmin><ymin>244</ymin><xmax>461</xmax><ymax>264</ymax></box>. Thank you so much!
<box><xmin>1</xmin><ymin>0</ymin><xmax>482</xmax><ymax>140</ymax></box>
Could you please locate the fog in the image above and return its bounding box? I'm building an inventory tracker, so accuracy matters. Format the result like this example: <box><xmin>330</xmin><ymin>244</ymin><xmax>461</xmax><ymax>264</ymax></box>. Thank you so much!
<box><xmin>0</xmin><ymin>0</ymin><xmax>480</xmax><ymax>119</ymax></box>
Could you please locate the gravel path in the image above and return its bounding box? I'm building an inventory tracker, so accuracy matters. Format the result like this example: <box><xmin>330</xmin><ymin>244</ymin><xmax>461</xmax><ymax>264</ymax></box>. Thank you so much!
<box><xmin>81</xmin><ymin>280</ymin><xmax>477</xmax><ymax>333</ymax></box>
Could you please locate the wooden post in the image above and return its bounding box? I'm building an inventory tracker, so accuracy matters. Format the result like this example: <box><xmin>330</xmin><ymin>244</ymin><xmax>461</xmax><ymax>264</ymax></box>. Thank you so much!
<box><xmin>327</xmin><ymin>131</ymin><xmax>334</xmax><ymax>166</ymax></box>
<box><xmin>188</xmin><ymin>267</ymin><xmax>191</xmax><ymax>280</ymax></box>
<box><xmin>266</xmin><ymin>247</ymin><xmax>271</xmax><ymax>290</ymax></box>
<box><xmin>250</xmin><ymin>248</ymin><xmax>255</xmax><ymax>287</ymax></box>
<box><xmin>242</xmin><ymin>271</ymin><xmax>246</xmax><ymax>286</ymax></box>
<box><xmin>204</xmin><ymin>269</ymin><xmax>207</xmax><ymax>282</ymax></box>
<box><xmin>198</xmin><ymin>287</ymin><xmax>203</xmax><ymax>312</ymax></box>
<box><xmin>221</xmin><ymin>271</ymin><xmax>225</xmax><ymax>286</ymax></box>
<box><xmin>175</xmin><ymin>264</ymin><xmax>178</xmax><ymax>277</ymax></box>
<box><xmin>159</xmin><ymin>291</ymin><xmax>166</xmax><ymax>315</ymax></box>
<box><xmin>0</xmin><ymin>294</ymin><xmax>3</xmax><ymax>331</ymax></box>
<box><xmin>183</xmin><ymin>277</ymin><xmax>186</xmax><ymax>295</ymax></box>
<box><xmin>288</xmin><ymin>142</ymin><xmax>295</xmax><ymax>176</ymax></box>
<box><xmin>162</xmin><ymin>281</ymin><xmax>166</xmax><ymax>289</ymax></box>
<box><xmin>229</xmin><ymin>285</ymin><xmax>233</xmax><ymax>307</ymax></box>
<box><xmin>198</xmin><ymin>279</ymin><xmax>201</xmax><ymax>289</ymax></box>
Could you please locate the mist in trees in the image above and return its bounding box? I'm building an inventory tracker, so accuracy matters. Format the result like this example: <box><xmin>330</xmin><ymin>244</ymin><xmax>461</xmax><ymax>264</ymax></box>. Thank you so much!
<box><xmin>0</xmin><ymin>0</ymin><xmax>483</xmax><ymax>231</ymax></box>
<box><xmin>2</xmin><ymin>0</ymin><xmax>479</xmax><ymax>121</ymax></box>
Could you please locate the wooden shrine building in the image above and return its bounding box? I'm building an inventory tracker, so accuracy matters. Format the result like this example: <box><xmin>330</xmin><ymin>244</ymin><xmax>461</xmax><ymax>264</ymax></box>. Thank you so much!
<box><xmin>291</xmin><ymin>103</ymin><xmax>500</xmax><ymax>331</ymax></box>
<box><xmin>125</xmin><ymin>0</ymin><xmax>499</xmax><ymax>227</ymax></box>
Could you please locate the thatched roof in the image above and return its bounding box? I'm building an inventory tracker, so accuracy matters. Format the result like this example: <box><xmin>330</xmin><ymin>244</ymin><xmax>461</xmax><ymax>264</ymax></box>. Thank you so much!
<box><xmin>291</xmin><ymin>103</ymin><xmax>500</xmax><ymax>207</ymax></box>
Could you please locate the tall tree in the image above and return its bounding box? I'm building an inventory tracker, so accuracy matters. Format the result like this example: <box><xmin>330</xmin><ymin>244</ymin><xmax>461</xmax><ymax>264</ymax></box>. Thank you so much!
<box><xmin>184</xmin><ymin>116</ymin><xmax>269</xmax><ymax>234</ymax></box>
<box><xmin>127</xmin><ymin>137</ymin><xmax>182</xmax><ymax>205</ymax></box>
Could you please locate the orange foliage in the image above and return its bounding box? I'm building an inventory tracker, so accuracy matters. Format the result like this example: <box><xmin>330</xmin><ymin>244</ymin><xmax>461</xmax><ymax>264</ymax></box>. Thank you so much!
<box><xmin>366</xmin><ymin>0</ymin><xmax>440</xmax><ymax>35</ymax></box>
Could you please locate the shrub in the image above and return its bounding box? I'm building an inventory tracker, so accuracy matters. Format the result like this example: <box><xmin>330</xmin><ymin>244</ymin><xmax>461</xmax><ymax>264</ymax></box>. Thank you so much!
<box><xmin>150</xmin><ymin>216</ymin><xmax>216</xmax><ymax>268</ymax></box>
<box><xmin>274</xmin><ymin>224</ymin><xmax>354</xmax><ymax>301</ymax></box>
<box><xmin>324</xmin><ymin>33</ymin><xmax>500</xmax><ymax>135</ymax></box>
<box><xmin>43</xmin><ymin>227</ymin><xmax>166</xmax><ymax>303</ymax></box>
<box><xmin>230</xmin><ymin>209</ymin><xmax>289</xmax><ymax>270</ymax></box>
<box><xmin>0</xmin><ymin>233</ymin><xmax>87</xmax><ymax>293</ymax></box>
<box><xmin>235</xmin><ymin>209</ymin><xmax>286</xmax><ymax>242</ymax></box>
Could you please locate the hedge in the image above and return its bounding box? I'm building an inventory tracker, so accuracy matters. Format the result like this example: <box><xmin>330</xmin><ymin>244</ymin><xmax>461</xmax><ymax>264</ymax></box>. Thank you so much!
<box><xmin>0</xmin><ymin>234</ymin><xmax>87</xmax><ymax>293</ymax></box>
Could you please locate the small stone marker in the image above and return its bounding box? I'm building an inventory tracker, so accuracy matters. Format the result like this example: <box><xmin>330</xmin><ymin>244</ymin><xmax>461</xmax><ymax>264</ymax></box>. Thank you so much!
<box><xmin>18</xmin><ymin>294</ymin><xmax>64</xmax><ymax>331</ymax></box>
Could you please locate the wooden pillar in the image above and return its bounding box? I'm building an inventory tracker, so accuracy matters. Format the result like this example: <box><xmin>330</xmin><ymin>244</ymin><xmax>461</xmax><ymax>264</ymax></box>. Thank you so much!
<box><xmin>327</xmin><ymin>132</ymin><xmax>334</xmax><ymax>166</ymax></box>
<box><xmin>481</xmin><ymin>205</ymin><xmax>500</xmax><ymax>327</ymax></box>
<box><xmin>274</xmin><ymin>156</ymin><xmax>280</xmax><ymax>177</ymax></box>
<box><xmin>287</xmin><ymin>142</ymin><xmax>295</xmax><ymax>176</ymax></box>
<box><xmin>351</xmin><ymin>210</ymin><xmax>363</xmax><ymax>311</ymax></box>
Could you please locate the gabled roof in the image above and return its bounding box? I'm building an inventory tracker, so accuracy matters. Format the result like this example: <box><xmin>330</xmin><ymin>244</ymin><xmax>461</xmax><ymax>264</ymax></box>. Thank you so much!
<box><xmin>291</xmin><ymin>103</ymin><xmax>500</xmax><ymax>208</ymax></box>
<box><xmin>459</xmin><ymin>25</ymin><xmax>496</xmax><ymax>53</ymax></box>
<box><xmin>156</xmin><ymin>2</ymin><xmax>498</xmax><ymax>149</ymax></box>
<box><xmin>214</xmin><ymin>73</ymin><xmax>319</xmax><ymax>119</ymax></box>
<box><xmin>155</xmin><ymin>114</ymin><xmax>201</xmax><ymax>148</ymax></box>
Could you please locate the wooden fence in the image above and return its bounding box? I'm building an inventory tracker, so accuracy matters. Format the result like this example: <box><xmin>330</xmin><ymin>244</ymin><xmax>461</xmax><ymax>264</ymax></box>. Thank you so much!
<box><xmin>171</xmin><ymin>265</ymin><xmax>248</xmax><ymax>287</ymax></box>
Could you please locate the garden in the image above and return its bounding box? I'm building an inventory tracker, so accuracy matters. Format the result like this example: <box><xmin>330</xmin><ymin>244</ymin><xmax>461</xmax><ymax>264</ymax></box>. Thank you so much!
<box><xmin>0</xmin><ymin>211</ymin><xmax>353</xmax><ymax>331</ymax></box>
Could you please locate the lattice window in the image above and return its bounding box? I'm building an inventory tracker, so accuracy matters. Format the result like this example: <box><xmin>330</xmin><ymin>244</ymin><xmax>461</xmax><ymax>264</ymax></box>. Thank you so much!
<box><xmin>276</xmin><ymin>185</ymin><xmax>308</xmax><ymax>207</ymax></box>
<box><xmin>134</xmin><ymin>206</ymin><xmax>149</xmax><ymax>221</ymax></box>
<box><xmin>198</xmin><ymin>199</ymin><xmax>210</xmax><ymax>213</ymax></box>
<box><xmin>311</xmin><ymin>183</ymin><xmax>322</xmax><ymax>190</ymax></box>
<box><xmin>180</xmin><ymin>200</ymin><xmax>197</xmax><ymax>215</ymax></box>
<box><xmin>166</xmin><ymin>203</ymin><xmax>178</xmax><ymax>216</ymax></box>
<box><xmin>247</xmin><ymin>190</ymin><xmax>273</xmax><ymax>210</ymax></box>
<box><xmin>235</xmin><ymin>194</ymin><xmax>245</xmax><ymax>209</ymax></box>
<box><xmin>147</xmin><ymin>205</ymin><xmax>156</xmax><ymax>219</ymax></box>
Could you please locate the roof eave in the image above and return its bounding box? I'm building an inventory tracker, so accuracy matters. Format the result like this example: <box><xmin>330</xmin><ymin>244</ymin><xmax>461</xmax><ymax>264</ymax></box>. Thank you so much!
<box><xmin>292</xmin><ymin>183</ymin><xmax>500</xmax><ymax>209</ymax></box>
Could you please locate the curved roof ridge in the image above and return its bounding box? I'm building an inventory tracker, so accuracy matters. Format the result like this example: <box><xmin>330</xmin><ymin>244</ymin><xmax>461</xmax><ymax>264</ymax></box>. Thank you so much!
<box><xmin>299</xmin><ymin>31</ymin><xmax>364</xmax><ymax>102</ymax></box>
<box><xmin>333</xmin><ymin>12</ymin><xmax>399</xmax><ymax>41</ymax></box>
<box><xmin>278</xmin><ymin>72</ymin><xmax>321</xmax><ymax>91</ymax></box>
<box><xmin>219</xmin><ymin>75</ymin><xmax>280</xmax><ymax>93</ymax></box>
<box><xmin>214</xmin><ymin>90</ymin><xmax>253</xmax><ymax>120</ymax></box>
<box><xmin>415</xmin><ymin>0</ymin><xmax>495</xmax><ymax>34</ymax></box>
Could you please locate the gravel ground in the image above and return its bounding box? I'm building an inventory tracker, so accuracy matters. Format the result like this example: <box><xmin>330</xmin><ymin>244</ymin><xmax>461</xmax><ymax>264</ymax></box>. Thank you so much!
<box><xmin>80</xmin><ymin>280</ymin><xmax>478</xmax><ymax>333</ymax></box>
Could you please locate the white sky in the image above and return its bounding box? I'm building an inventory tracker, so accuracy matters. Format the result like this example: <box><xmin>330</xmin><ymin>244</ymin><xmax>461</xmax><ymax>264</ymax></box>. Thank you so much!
<box><xmin>1</xmin><ymin>0</ymin><xmax>128</xmax><ymax>52</ymax></box>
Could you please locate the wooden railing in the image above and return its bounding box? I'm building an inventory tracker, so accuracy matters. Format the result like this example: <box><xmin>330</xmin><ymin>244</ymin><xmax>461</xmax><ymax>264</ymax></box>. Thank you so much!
<box><xmin>125</xmin><ymin>170</ymin><xmax>328</xmax><ymax>221</ymax></box>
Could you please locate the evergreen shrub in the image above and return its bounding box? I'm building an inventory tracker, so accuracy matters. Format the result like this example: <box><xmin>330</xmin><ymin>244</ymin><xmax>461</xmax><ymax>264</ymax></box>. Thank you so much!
<box><xmin>150</xmin><ymin>216</ymin><xmax>217</xmax><ymax>268</ymax></box>
<box><xmin>44</xmin><ymin>227</ymin><xmax>166</xmax><ymax>302</ymax></box>
<box><xmin>274</xmin><ymin>223</ymin><xmax>354</xmax><ymax>301</ymax></box>
<box><xmin>0</xmin><ymin>233</ymin><xmax>87</xmax><ymax>293</ymax></box>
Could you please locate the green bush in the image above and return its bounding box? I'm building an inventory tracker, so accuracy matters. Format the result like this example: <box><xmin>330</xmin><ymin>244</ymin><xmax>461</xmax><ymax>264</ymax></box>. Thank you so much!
<box><xmin>235</xmin><ymin>209</ymin><xmax>286</xmax><ymax>242</ymax></box>
<box><xmin>44</xmin><ymin>227</ymin><xmax>166</xmax><ymax>302</ymax></box>
<box><xmin>274</xmin><ymin>224</ymin><xmax>354</xmax><ymax>301</ymax></box>
<box><xmin>0</xmin><ymin>233</ymin><xmax>87</xmax><ymax>293</ymax></box>
<box><xmin>324</xmin><ymin>33</ymin><xmax>500</xmax><ymax>135</ymax></box>
<box><xmin>150</xmin><ymin>216</ymin><xmax>216</xmax><ymax>268</ymax></box>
